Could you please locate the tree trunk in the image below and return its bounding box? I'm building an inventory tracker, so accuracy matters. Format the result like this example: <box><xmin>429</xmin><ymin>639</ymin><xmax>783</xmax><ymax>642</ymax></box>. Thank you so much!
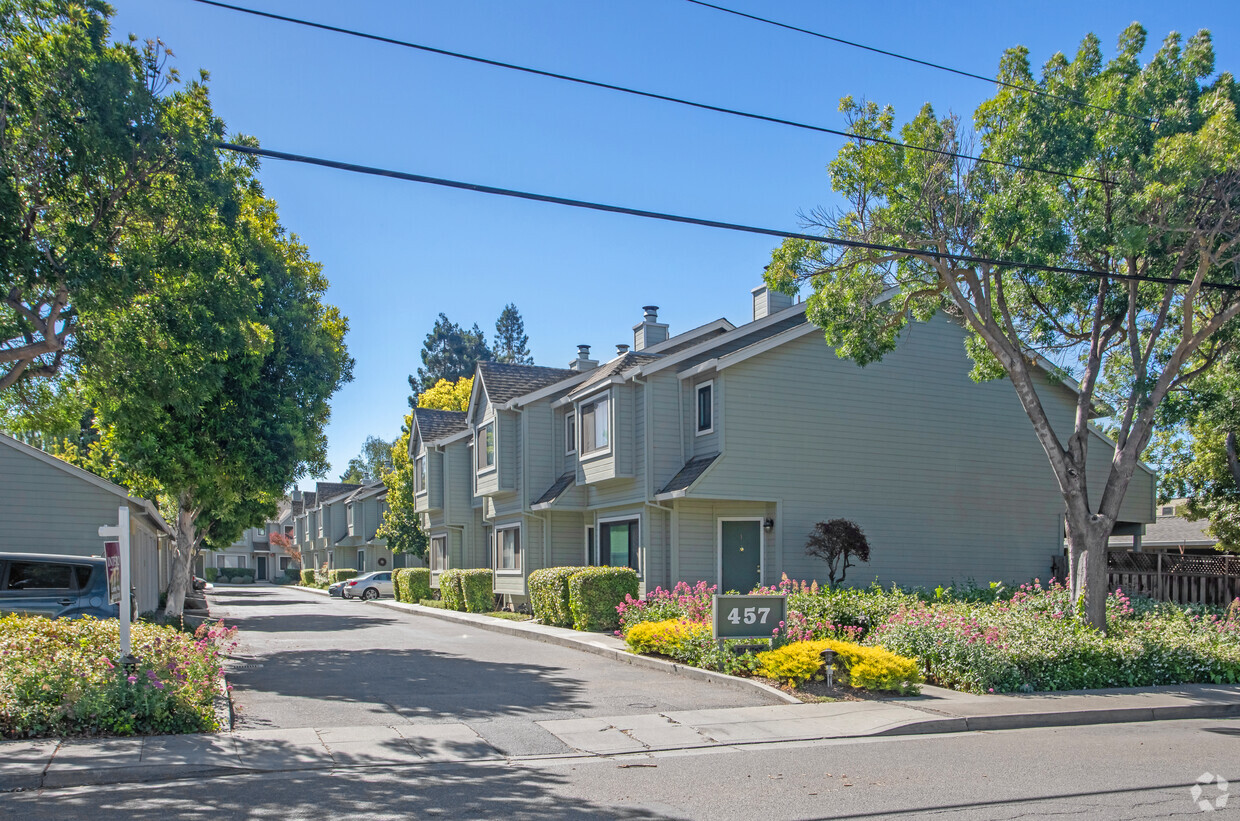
<box><xmin>164</xmin><ymin>495</ymin><xmax>199</xmax><ymax>619</ymax></box>
<box><xmin>1063</xmin><ymin>500</ymin><xmax>1113</xmax><ymax>631</ymax></box>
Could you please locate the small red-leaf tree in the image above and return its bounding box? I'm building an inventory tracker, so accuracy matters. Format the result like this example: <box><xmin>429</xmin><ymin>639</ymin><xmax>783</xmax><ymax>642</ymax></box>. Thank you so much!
<box><xmin>805</xmin><ymin>519</ymin><xmax>872</xmax><ymax>589</ymax></box>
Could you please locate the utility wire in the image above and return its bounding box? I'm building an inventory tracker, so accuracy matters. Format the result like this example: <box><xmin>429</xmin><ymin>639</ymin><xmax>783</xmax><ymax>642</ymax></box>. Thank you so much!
<box><xmin>681</xmin><ymin>0</ymin><xmax>1156</xmax><ymax>125</ymax></box>
<box><xmin>216</xmin><ymin>141</ymin><xmax>1240</xmax><ymax>293</ymax></box>
<box><xmin>190</xmin><ymin>0</ymin><xmax>1112</xmax><ymax>187</ymax></box>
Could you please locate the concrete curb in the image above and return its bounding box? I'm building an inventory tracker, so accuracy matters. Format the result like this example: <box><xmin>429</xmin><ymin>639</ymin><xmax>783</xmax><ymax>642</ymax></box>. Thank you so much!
<box><xmin>368</xmin><ymin>598</ymin><xmax>800</xmax><ymax>705</ymax></box>
<box><xmin>878</xmin><ymin>702</ymin><xmax>1240</xmax><ymax>736</ymax></box>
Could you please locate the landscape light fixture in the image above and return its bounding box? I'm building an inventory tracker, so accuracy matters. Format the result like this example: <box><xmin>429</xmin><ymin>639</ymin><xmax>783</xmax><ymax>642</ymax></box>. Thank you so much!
<box><xmin>821</xmin><ymin>647</ymin><xmax>836</xmax><ymax>689</ymax></box>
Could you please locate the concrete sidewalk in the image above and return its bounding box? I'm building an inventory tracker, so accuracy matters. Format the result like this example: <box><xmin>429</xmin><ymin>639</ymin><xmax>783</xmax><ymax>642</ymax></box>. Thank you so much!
<box><xmin>5</xmin><ymin>683</ymin><xmax>1240</xmax><ymax>791</ymax></box>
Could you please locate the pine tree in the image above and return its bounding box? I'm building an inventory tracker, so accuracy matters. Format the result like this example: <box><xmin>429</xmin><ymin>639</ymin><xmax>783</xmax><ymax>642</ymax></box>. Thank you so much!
<box><xmin>494</xmin><ymin>303</ymin><xmax>533</xmax><ymax>365</ymax></box>
<box><xmin>407</xmin><ymin>314</ymin><xmax>492</xmax><ymax>405</ymax></box>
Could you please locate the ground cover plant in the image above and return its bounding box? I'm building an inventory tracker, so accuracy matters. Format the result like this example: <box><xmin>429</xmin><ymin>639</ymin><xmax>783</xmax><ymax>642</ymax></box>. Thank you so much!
<box><xmin>616</xmin><ymin>575</ymin><xmax>1240</xmax><ymax>695</ymax></box>
<box><xmin>0</xmin><ymin>614</ymin><xmax>235</xmax><ymax>738</ymax></box>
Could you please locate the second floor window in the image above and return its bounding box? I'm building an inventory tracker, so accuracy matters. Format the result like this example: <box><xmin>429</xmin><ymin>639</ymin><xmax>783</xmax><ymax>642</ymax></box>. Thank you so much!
<box><xmin>696</xmin><ymin>381</ymin><xmax>714</xmax><ymax>434</ymax></box>
<box><xmin>476</xmin><ymin>422</ymin><xmax>495</xmax><ymax>471</ymax></box>
<box><xmin>579</xmin><ymin>393</ymin><xmax>610</xmax><ymax>455</ymax></box>
<box><xmin>565</xmin><ymin>411</ymin><xmax>577</xmax><ymax>455</ymax></box>
<box><xmin>415</xmin><ymin>455</ymin><xmax>427</xmax><ymax>493</ymax></box>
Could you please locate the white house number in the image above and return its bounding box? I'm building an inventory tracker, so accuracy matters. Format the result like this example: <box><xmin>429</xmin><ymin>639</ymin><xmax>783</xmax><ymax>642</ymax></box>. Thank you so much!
<box><xmin>725</xmin><ymin>606</ymin><xmax>771</xmax><ymax>626</ymax></box>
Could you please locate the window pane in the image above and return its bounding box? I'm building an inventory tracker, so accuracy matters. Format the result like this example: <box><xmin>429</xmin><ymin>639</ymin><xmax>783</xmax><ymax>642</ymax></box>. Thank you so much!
<box><xmin>595</xmin><ymin>396</ymin><xmax>610</xmax><ymax>449</ymax></box>
<box><xmin>7</xmin><ymin>562</ymin><xmax>74</xmax><ymax>590</ymax></box>
<box><xmin>72</xmin><ymin>565</ymin><xmax>93</xmax><ymax>589</ymax></box>
<box><xmin>566</xmin><ymin>413</ymin><xmax>576</xmax><ymax>453</ymax></box>
<box><xmin>581</xmin><ymin>405</ymin><xmax>594</xmax><ymax>452</ymax></box>
<box><xmin>599</xmin><ymin>520</ymin><xmax>637</xmax><ymax>571</ymax></box>
<box><xmin>485</xmin><ymin>424</ymin><xmax>494</xmax><ymax>466</ymax></box>
<box><xmin>698</xmin><ymin>385</ymin><xmax>712</xmax><ymax>431</ymax></box>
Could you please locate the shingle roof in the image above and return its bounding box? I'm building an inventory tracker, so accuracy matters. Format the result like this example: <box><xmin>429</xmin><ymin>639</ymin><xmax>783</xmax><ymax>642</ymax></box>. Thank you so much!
<box><xmin>571</xmin><ymin>352</ymin><xmax>663</xmax><ymax>396</ymax></box>
<box><xmin>477</xmin><ymin>361</ymin><xmax>578</xmax><ymax>405</ymax></box>
<box><xmin>1109</xmin><ymin>512</ymin><xmax>1216</xmax><ymax>548</ymax></box>
<box><xmin>414</xmin><ymin>408</ymin><xmax>469</xmax><ymax>443</ymax></box>
<box><xmin>659</xmin><ymin>454</ymin><xmax>720</xmax><ymax>495</ymax></box>
<box><xmin>316</xmin><ymin>482</ymin><xmax>361</xmax><ymax>504</ymax></box>
<box><xmin>344</xmin><ymin>480</ymin><xmax>387</xmax><ymax>504</ymax></box>
<box><xmin>532</xmin><ymin>472</ymin><xmax>576</xmax><ymax>506</ymax></box>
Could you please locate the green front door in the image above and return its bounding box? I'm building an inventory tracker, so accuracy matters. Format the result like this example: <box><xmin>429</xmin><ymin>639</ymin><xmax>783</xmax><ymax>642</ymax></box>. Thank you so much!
<box><xmin>720</xmin><ymin>520</ymin><xmax>761</xmax><ymax>594</ymax></box>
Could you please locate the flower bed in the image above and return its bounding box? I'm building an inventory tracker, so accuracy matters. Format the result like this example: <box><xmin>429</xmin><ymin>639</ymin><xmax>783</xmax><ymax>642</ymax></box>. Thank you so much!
<box><xmin>0</xmin><ymin>614</ymin><xmax>235</xmax><ymax>738</ymax></box>
<box><xmin>616</xmin><ymin>576</ymin><xmax>1240</xmax><ymax>696</ymax></box>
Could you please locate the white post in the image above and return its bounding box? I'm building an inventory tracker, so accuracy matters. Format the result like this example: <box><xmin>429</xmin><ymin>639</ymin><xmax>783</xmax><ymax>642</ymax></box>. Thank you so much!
<box><xmin>99</xmin><ymin>505</ymin><xmax>134</xmax><ymax>663</ymax></box>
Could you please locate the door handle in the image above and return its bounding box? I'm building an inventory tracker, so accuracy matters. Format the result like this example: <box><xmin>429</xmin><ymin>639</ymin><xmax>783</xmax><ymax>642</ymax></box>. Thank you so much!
<box><xmin>58</xmin><ymin>598</ymin><xmax>74</xmax><ymax>605</ymax></box>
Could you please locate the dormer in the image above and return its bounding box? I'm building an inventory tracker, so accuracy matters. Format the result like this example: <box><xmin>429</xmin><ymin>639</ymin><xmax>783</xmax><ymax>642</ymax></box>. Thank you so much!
<box><xmin>411</xmin><ymin>408</ymin><xmax>468</xmax><ymax>512</ymax></box>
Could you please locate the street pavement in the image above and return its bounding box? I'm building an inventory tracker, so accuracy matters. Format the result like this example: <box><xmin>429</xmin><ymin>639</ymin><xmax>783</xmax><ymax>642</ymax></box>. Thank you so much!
<box><xmin>5</xmin><ymin>718</ymin><xmax>1239</xmax><ymax>819</ymax></box>
<box><xmin>210</xmin><ymin>585</ymin><xmax>766</xmax><ymax>756</ymax></box>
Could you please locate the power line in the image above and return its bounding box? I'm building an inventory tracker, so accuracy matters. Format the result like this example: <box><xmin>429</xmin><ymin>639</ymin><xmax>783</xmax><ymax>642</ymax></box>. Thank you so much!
<box><xmin>681</xmin><ymin>0</ymin><xmax>1156</xmax><ymax>126</ymax></box>
<box><xmin>215</xmin><ymin>141</ymin><xmax>1240</xmax><ymax>293</ymax></box>
<box><xmin>189</xmin><ymin>0</ymin><xmax>1112</xmax><ymax>187</ymax></box>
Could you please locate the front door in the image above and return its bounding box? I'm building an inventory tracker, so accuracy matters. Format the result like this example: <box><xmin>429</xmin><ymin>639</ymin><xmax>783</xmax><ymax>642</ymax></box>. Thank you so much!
<box><xmin>720</xmin><ymin>520</ymin><xmax>762</xmax><ymax>594</ymax></box>
<box><xmin>256</xmin><ymin>556</ymin><xmax>268</xmax><ymax>581</ymax></box>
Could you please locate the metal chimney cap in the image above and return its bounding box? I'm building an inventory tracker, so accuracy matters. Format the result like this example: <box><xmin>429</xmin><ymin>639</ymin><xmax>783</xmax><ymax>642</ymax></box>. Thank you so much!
<box><xmin>642</xmin><ymin>305</ymin><xmax>659</xmax><ymax>321</ymax></box>
<box><xmin>576</xmin><ymin>344</ymin><xmax>592</xmax><ymax>358</ymax></box>
<box><xmin>616</xmin><ymin>343</ymin><xmax>630</xmax><ymax>355</ymax></box>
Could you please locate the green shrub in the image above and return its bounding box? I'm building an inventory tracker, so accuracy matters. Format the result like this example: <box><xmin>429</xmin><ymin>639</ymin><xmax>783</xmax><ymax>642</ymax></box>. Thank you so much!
<box><xmin>438</xmin><ymin>569</ymin><xmax>466</xmax><ymax>611</ymax></box>
<box><xmin>229</xmin><ymin>568</ymin><xmax>256</xmax><ymax>582</ymax></box>
<box><xmin>328</xmin><ymin>569</ymin><xmax>357</xmax><ymax>585</ymax></box>
<box><xmin>394</xmin><ymin>568</ymin><xmax>431</xmax><ymax>603</ymax></box>
<box><xmin>0</xmin><ymin>614</ymin><xmax>235</xmax><ymax>737</ymax></box>
<box><xmin>755</xmin><ymin>639</ymin><xmax>922</xmax><ymax>693</ymax></box>
<box><xmin>459</xmin><ymin>569</ymin><xmax>494</xmax><ymax>613</ymax></box>
<box><xmin>568</xmin><ymin>567</ymin><xmax>639</xmax><ymax>631</ymax></box>
<box><xmin>419</xmin><ymin>599</ymin><xmax>452</xmax><ymax>609</ymax></box>
<box><xmin>300</xmin><ymin>569</ymin><xmax>316</xmax><ymax>586</ymax></box>
<box><xmin>204</xmin><ymin>568</ymin><xmax>219</xmax><ymax>583</ymax></box>
<box><xmin>528</xmin><ymin>566</ymin><xmax>588</xmax><ymax>627</ymax></box>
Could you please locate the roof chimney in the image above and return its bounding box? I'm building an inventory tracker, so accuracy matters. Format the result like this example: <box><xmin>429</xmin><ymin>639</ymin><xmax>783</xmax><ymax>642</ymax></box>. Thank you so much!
<box><xmin>569</xmin><ymin>344</ymin><xmax>598</xmax><ymax>372</ymax></box>
<box><xmin>752</xmin><ymin>283</ymin><xmax>794</xmax><ymax>321</ymax></box>
<box><xmin>633</xmin><ymin>304</ymin><xmax>669</xmax><ymax>350</ymax></box>
<box><xmin>616</xmin><ymin>343</ymin><xmax>630</xmax><ymax>356</ymax></box>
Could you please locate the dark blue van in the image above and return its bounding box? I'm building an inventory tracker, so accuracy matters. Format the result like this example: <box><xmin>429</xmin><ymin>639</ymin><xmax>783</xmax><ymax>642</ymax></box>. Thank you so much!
<box><xmin>0</xmin><ymin>553</ymin><xmax>119</xmax><ymax>619</ymax></box>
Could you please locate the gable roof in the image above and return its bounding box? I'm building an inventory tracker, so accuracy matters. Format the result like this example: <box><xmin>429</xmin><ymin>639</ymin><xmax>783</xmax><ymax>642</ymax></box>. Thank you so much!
<box><xmin>475</xmin><ymin>361</ymin><xmax>579</xmax><ymax>406</ymax></box>
<box><xmin>569</xmin><ymin>351</ymin><xmax>663</xmax><ymax>398</ymax></box>
<box><xmin>413</xmin><ymin>408</ymin><xmax>469</xmax><ymax>443</ymax></box>
<box><xmin>0</xmin><ymin>431</ymin><xmax>172</xmax><ymax>535</ymax></box>
<box><xmin>316</xmin><ymin>482</ymin><xmax>361</xmax><ymax>505</ymax></box>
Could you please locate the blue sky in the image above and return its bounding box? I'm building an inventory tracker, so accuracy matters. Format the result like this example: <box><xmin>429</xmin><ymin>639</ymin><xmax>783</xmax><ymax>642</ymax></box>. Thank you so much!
<box><xmin>109</xmin><ymin>0</ymin><xmax>1238</xmax><ymax>486</ymax></box>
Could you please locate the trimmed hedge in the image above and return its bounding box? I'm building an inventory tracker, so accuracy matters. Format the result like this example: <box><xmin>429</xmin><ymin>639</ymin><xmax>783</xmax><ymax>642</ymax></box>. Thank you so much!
<box><xmin>394</xmin><ymin>568</ymin><xmax>432</xmax><ymax>603</ymax></box>
<box><xmin>204</xmin><ymin>568</ymin><xmax>219</xmax><ymax>583</ymax></box>
<box><xmin>568</xmin><ymin>567</ymin><xmax>639</xmax><ymax>632</ymax></box>
<box><xmin>528</xmin><ymin>566</ymin><xmax>588</xmax><ymax>627</ymax></box>
<box><xmin>300</xmin><ymin>569</ymin><xmax>316</xmax><ymax>586</ymax></box>
<box><xmin>438</xmin><ymin>570</ymin><xmax>466</xmax><ymax>611</ymax></box>
<box><xmin>328</xmin><ymin>569</ymin><xmax>357</xmax><ymax>584</ymax></box>
<box><xmin>228</xmin><ymin>568</ymin><xmax>256</xmax><ymax>582</ymax></box>
<box><xmin>459</xmin><ymin>569</ymin><xmax>494</xmax><ymax>613</ymax></box>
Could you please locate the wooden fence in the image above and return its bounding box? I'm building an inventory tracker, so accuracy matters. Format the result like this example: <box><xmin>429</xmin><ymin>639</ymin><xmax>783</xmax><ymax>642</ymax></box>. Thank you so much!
<box><xmin>1051</xmin><ymin>551</ymin><xmax>1240</xmax><ymax>606</ymax></box>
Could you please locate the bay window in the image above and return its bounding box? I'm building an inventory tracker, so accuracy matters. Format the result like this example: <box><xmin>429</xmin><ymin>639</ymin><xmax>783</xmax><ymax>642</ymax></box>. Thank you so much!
<box><xmin>494</xmin><ymin>526</ymin><xmax>521</xmax><ymax>573</ymax></box>
<box><xmin>476</xmin><ymin>422</ymin><xmax>495</xmax><ymax>471</ymax></box>
<box><xmin>579</xmin><ymin>393</ymin><xmax>610</xmax><ymax>455</ymax></box>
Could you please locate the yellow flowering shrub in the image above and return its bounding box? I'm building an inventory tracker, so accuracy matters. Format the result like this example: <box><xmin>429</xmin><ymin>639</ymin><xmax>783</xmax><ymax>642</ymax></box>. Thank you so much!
<box><xmin>625</xmin><ymin>619</ymin><xmax>711</xmax><ymax>658</ymax></box>
<box><xmin>755</xmin><ymin>639</ymin><xmax>922</xmax><ymax>693</ymax></box>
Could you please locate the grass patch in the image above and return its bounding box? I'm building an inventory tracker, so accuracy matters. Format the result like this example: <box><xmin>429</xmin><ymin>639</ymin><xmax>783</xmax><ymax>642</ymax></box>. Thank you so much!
<box><xmin>484</xmin><ymin>611</ymin><xmax>532</xmax><ymax>621</ymax></box>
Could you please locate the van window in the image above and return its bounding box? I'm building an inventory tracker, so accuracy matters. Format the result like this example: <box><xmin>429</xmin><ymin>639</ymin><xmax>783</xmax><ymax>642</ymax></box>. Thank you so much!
<box><xmin>72</xmin><ymin>565</ymin><xmax>94</xmax><ymax>590</ymax></box>
<box><xmin>6</xmin><ymin>562</ymin><xmax>74</xmax><ymax>590</ymax></box>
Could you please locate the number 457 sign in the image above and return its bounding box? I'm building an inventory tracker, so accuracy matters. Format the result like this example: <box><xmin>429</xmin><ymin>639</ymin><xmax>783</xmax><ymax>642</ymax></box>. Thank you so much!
<box><xmin>712</xmin><ymin>594</ymin><xmax>787</xmax><ymax>640</ymax></box>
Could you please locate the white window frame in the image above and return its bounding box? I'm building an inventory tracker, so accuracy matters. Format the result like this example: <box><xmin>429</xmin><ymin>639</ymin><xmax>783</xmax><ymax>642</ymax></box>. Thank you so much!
<box><xmin>346</xmin><ymin>504</ymin><xmax>355</xmax><ymax>531</ymax></box>
<box><xmin>494</xmin><ymin>524</ymin><xmax>522</xmax><ymax>575</ymax></box>
<box><xmin>583</xmin><ymin>524</ymin><xmax>595</xmax><ymax>565</ymax></box>
<box><xmin>578</xmin><ymin>391</ymin><xmax>612</xmax><ymax>458</ymax></box>
<box><xmin>695</xmin><ymin>380</ymin><xmax>714</xmax><ymax>436</ymax></box>
<box><xmin>415</xmin><ymin>453</ymin><xmax>427</xmax><ymax>494</ymax></box>
<box><xmin>716</xmin><ymin>517</ymin><xmax>765</xmax><ymax>592</ymax></box>
<box><xmin>430</xmin><ymin>535</ymin><xmax>448</xmax><ymax>574</ymax></box>
<box><xmin>596</xmin><ymin>514</ymin><xmax>641</xmax><ymax>577</ymax></box>
<box><xmin>565</xmin><ymin>411</ymin><xmax>577</xmax><ymax>456</ymax></box>
<box><xmin>476</xmin><ymin>419</ymin><xmax>497</xmax><ymax>475</ymax></box>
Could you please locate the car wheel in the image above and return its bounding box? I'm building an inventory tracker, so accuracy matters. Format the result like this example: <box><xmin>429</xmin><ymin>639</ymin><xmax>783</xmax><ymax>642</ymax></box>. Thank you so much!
<box><xmin>362</xmin><ymin>587</ymin><xmax>379</xmax><ymax>600</ymax></box>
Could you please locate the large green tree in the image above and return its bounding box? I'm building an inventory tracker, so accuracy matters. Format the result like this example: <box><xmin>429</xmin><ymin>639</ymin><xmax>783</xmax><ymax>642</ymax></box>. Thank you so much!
<box><xmin>0</xmin><ymin>0</ymin><xmax>216</xmax><ymax>389</ymax></box>
<box><xmin>767</xmin><ymin>25</ymin><xmax>1240</xmax><ymax>629</ymax></box>
<box><xmin>493</xmin><ymin>303</ymin><xmax>533</xmax><ymax>365</ymax></box>
<box><xmin>339</xmin><ymin>435</ymin><xmax>394</xmax><ymax>484</ymax></box>
<box><xmin>407</xmin><ymin>313</ymin><xmax>490</xmax><ymax>404</ymax></box>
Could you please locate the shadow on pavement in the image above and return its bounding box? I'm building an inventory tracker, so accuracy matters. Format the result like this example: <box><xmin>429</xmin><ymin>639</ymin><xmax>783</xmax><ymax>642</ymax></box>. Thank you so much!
<box><xmin>224</xmin><ymin>612</ymin><xmax>401</xmax><ymax>633</ymax></box>
<box><xmin>228</xmin><ymin>648</ymin><xmax>591</xmax><ymax>721</ymax></box>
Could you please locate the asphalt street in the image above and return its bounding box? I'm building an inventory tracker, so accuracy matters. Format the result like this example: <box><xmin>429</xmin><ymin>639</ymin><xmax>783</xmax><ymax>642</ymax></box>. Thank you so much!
<box><xmin>5</xmin><ymin>719</ymin><xmax>1239</xmax><ymax>819</ymax></box>
<box><xmin>207</xmin><ymin>585</ymin><xmax>763</xmax><ymax>755</ymax></box>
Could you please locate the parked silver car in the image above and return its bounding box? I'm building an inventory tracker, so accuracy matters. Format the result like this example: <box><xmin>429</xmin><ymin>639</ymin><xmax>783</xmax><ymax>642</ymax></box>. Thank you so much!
<box><xmin>341</xmin><ymin>571</ymin><xmax>393</xmax><ymax>600</ymax></box>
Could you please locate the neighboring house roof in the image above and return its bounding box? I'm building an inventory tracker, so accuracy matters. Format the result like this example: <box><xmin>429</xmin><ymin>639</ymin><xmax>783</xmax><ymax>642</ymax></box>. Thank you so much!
<box><xmin>0</xmin><ymin>431</ymin><xmax>172</xmax><ymax>535</ymax></box>
<box><xmin>476</xmin><ymin>361</ymin><xmax>579</xmax><ymax>405</ymax></box>
<box><xmin>414</xmin><ymin>408</ymin><xmax>469</xmax><ymax>443</ymax></box>
<box><xmin>301</xmin><ymin>491</ymin><xmax>318</xmax><ymax>510</ymax></box>
<box><xmin>532</xmin><ymin>472</ymin><xmax>576</xmax><ymax>508</ymax></box>
<box><xmin>1109</xmin><ymin>506</ymin><xmax>1216</xmax><ymax>550</ymax></box>
<box><xmin>657</xmin><ymin>454</ymin><xmax>721</xmax><ymax>498</ymax></box>
<box><xmin>315</xmin><ymin>482</ymin><xmax>360</xmax><ymax>504</ymax></box>
<box><xmin>344</xmin><ymin>481</ymin><xmax>387</xmax><ymax>503</ymax></box>
<box><xmin>570</xmin><ymin>352</ymin><xmax>663</xmax><ymax>398</ymax></box>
